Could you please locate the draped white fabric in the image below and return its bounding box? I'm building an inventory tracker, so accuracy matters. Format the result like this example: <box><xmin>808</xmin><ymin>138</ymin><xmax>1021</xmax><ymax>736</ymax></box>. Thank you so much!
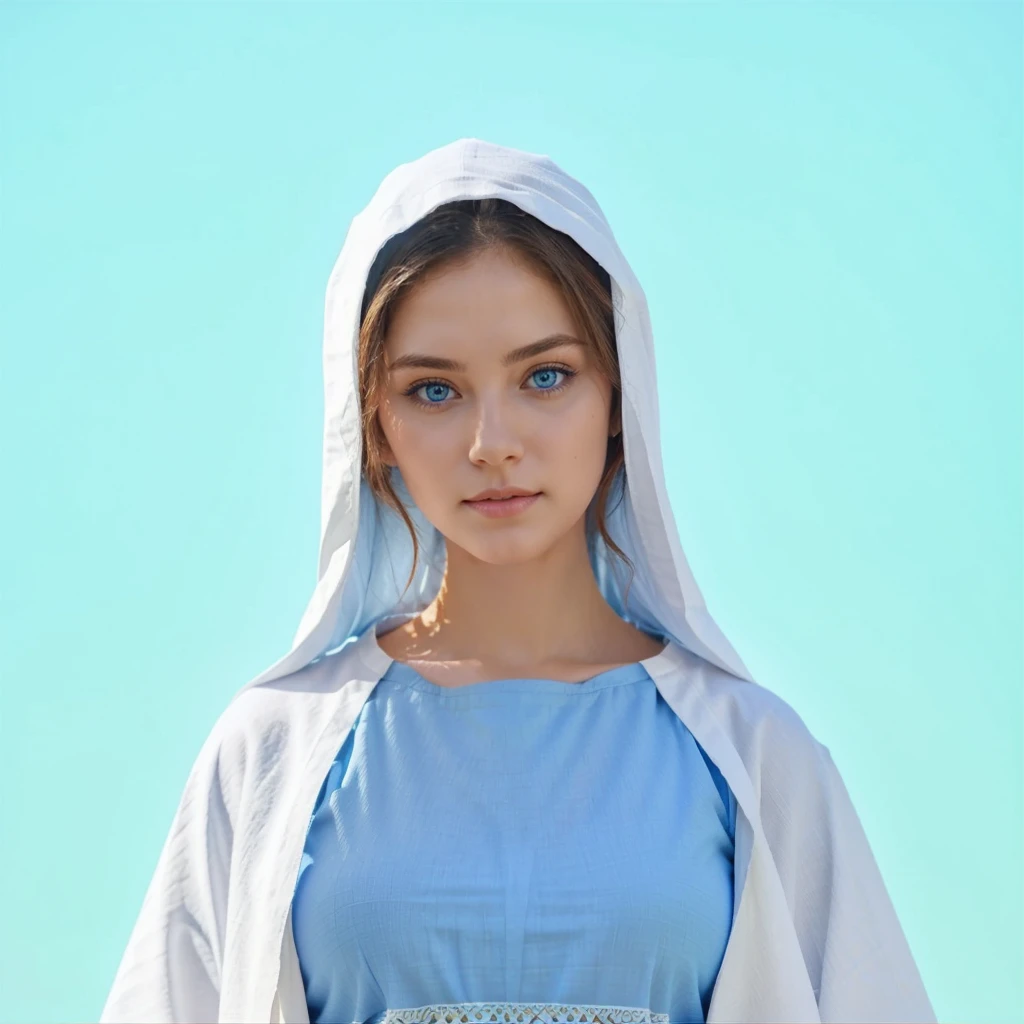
<box><xmin>100</xmin><ymin>138</ymin><xmax>935</xmax><ymax>1024</ymax></box>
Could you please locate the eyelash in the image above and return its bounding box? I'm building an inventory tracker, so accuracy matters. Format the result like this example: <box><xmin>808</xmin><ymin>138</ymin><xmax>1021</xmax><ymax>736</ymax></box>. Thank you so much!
<box><xmin>401</xmin><ymin>363</ymin><xmax>578</xmax><ymax>409</ymax></box>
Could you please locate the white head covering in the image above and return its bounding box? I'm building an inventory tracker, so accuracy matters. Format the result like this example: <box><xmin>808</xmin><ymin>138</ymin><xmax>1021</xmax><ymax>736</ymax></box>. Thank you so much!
<box><xmin>240</xmin><ymin>137</ymin><xmax>753</xmax><ymax>695</ymax></box>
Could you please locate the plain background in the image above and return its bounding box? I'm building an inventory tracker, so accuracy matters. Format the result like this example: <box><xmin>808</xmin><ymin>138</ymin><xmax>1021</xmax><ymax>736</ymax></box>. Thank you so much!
<box><xmin>1</xmin><ymin>2</ymin><xmax>1020</xmax><ymax>1022</ymax></box>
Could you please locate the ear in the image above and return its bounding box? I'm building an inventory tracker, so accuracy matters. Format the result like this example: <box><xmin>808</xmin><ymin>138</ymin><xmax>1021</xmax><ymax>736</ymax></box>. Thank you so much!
<box><xmin>609</xmin><ymin>404</ymin><xmax>622</xmax><ymax>439</ymax></box>
<box><xmin>373</xmin><ymin>409</ymin><xmax>398</xmax><ymax>466</ymax></box>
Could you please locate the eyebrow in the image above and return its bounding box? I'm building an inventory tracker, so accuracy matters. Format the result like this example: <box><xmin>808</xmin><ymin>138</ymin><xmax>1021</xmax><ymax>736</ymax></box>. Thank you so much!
<box><xmin>386</xmin><ymin>333</ymin><xmax>587</xmax><ymax>374</ymax></box>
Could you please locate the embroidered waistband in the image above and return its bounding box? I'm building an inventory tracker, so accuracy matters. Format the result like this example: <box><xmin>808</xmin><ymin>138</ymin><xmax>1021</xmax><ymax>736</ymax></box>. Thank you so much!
<box><xmin>381</xmin><ymin>1004</ymin><xmax>671</xmax><ymax>1024</ymax></box>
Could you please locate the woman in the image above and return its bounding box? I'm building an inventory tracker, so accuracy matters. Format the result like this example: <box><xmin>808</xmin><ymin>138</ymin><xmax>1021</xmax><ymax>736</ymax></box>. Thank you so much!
<box><xmin>100</xmin><ymin>138</ymin><xmax>935</xmax><ymax>1024</ymax></box>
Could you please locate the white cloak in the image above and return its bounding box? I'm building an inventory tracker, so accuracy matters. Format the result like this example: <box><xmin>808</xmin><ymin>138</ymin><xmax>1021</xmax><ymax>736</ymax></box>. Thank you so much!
<box><xmin>100</xmin><ymin>138</ymin><xmax>936</xmax><ymax>1024</ymax></box>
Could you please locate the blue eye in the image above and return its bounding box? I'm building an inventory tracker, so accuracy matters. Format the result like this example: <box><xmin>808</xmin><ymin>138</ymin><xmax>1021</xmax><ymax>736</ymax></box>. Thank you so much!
<box><xmin>529</xmin><ymin>367</ymin><xmax>563</xmax><ymax>390</ymax></box>
<box><xmin>419</xmin><ymin>382</ymin><xmax>452</xmax><ymax>403</ymax></box>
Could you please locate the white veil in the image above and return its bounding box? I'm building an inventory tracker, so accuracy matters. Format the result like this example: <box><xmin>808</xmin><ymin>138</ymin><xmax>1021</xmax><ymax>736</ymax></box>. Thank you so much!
<box><xmin>238</xmin><ymin>138</ymin><xmax>754</xmax><ymax>695</ymax></box>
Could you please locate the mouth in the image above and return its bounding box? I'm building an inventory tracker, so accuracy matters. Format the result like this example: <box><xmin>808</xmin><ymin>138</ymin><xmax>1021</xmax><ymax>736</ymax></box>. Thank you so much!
<box><xmin>462</xmin><ymin>492</ymin><xmax>542</xmax><ymax>519</ymax></box>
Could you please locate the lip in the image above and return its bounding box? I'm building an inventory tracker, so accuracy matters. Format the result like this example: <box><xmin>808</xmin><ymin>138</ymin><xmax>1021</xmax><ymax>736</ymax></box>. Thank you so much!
<box><xmin>465</xmin><ymin>487</ymin><xmax>539</xmax><ymax>502</ymax></box>
<box><xmin>462</xmin><ymin>492</ymin><xmax>542</xmax><ymax>519</ymax></box>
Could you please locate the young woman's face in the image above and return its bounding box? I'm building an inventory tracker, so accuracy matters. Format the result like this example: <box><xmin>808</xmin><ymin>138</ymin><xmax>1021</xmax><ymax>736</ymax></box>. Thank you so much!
<box><xmin>377</xmin><ymin>246</ymin><xmax>618</xmax><ymax>566</ymax></box>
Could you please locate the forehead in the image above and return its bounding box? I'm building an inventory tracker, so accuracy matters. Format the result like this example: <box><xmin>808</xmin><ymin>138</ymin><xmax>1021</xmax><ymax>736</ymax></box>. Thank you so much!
<box><xmin>384</xmin><ymin>249</ymin><xmax>578</xmax><ymax>358</ymax></box>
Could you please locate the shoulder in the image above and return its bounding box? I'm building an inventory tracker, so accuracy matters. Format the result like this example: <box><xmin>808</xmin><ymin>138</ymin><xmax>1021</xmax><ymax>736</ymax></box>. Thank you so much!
<box><xmin>661</xmin><ymin>641</ymin><xmax>833</xmax><ymax>804</ymax></box>
<box><xmin>187</xmin><ymin>642</ymin><xmax>378</xmax><ymax>805</ymax></box>
<box><xmin>666</xmin><ymin>645</ymin><xmax>858</xmax><ymax>881</ymax></box>
<box><xmin>669</xmin><ymin>642</ymin><xmax>827</xmax><ymax>752</ymax></box>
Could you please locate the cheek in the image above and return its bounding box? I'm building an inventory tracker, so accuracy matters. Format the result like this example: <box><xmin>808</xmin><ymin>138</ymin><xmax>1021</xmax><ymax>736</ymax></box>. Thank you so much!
<box><xmin>551</xmin><ymin>391</ymin><xmax>612</xmax><ymax>460</ymax></box>
<box><xmin>380</xmin><ymin>404</ymin><xmax>454</xmax><ymax>476</ymax></box>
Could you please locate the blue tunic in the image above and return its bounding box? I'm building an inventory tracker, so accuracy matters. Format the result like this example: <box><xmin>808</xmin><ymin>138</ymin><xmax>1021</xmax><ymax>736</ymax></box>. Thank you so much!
<box><xmin>291</xmin><ymin>658</ymin><xmax>737</xmax><ymax>1024</ymax></box>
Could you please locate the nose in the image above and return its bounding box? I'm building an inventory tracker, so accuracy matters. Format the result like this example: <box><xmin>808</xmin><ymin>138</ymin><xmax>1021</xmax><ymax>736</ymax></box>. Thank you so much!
<box><xmin>467</xmin><ymin>395</ymin><xmax>524</xmax><ymax>466</ymax></box>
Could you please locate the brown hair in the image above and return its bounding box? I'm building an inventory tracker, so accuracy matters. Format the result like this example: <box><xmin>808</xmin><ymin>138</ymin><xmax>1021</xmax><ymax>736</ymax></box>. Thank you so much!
<box><xmin>358</xmin><ymin>197</ymin><xmax>634</xmax><ymax>604</ymax></box>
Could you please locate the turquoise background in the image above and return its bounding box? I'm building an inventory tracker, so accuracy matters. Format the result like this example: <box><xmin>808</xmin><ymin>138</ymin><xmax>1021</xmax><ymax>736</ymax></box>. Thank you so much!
<box><xmin>1</xmin><ymin>3</ymin><xmax>1019</xmax><ymax>1022</ymax></box>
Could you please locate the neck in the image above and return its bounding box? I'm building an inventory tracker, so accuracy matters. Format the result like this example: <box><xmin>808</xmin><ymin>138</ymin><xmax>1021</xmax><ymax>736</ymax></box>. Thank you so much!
<box><xmin>407</xmin><ymin>521</ymin><xmax>632</xmax><ymax>671</ymax></box>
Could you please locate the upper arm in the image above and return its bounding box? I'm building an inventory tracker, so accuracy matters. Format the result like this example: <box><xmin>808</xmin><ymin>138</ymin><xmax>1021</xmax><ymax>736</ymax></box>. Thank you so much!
<box><xmin>100</xmin><ymin>719</ymin><xmax>241</xmax><ymax>1023</ymax></box>
<box><xmin>758</xmin><ymin>723</ymin><xmax>936</xmax><ymax>1023</ymax></box>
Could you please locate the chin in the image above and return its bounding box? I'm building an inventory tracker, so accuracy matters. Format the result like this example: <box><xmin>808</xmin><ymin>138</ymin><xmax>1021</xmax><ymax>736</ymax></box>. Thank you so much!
<box><xmin>447</xmin><ymin>526</ymin><xmax>561</xmax><ymax>567</ymax></box>
<box><xmin>464</xmin><ymin>536</ymin><xmax>549</xmax><ymax>566</ymax></box>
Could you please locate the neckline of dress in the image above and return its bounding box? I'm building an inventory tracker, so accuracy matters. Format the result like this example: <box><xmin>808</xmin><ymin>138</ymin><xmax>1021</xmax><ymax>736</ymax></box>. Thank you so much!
<box><xmin>380</xmin><ymin>656</ymin><xmax>654</xmax><ymax>696</ymax></box>
<box><xmin>362</xmin><ymin>623</ymin><xmax>673</xmax><ymax>697</ymax></box>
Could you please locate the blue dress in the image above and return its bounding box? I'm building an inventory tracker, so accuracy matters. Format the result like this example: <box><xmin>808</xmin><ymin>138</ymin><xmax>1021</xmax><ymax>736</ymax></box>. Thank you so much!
<box><xmin>291</xmin><ymin>657</ymin><xmax>737</xmax><ymax>1024</ymax></box>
